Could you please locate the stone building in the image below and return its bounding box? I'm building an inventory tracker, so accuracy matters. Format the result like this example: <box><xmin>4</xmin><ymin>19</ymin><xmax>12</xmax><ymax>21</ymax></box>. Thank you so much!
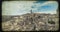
<box><xmin>2</xmin><ymin>12</ymin><xmax>59</xmax><ymax>31</ymax></box>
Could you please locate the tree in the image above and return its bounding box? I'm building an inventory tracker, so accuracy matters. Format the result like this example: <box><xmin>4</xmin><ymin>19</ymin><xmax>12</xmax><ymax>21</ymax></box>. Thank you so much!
<box><xmin>48</xmin><ymin>18</ymin><xmax>55</xmax><ymax>24</ymax></box>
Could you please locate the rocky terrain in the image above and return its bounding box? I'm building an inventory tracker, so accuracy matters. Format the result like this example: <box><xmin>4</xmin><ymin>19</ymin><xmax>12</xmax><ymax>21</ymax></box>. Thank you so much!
<box><xmin>2</xmin><ymin>13</ymin><xmax>59</xmax><ymax>31</ymax></box>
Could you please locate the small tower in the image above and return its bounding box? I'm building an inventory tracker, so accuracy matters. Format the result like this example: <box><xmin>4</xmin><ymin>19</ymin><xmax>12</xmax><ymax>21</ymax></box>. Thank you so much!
<box><xmin>30</xmin><ymin>10</ymin><xmax>33</xmax><ymax>14</ymax></box>
<box><xmin>57</xmin><ymin>9</ymin><xmax>59</xmax><ymax>17</ymax></box>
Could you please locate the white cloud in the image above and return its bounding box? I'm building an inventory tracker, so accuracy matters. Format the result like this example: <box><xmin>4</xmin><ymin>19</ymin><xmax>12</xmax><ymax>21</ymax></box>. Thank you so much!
<box><xmin>34</xmin><ymin>10</ymin><xmax>56</xmax><ymax>14</ymax></box>
<box><xmin>34</xmin><ymin>1</ymin><xmax>58</xmax><ymax>8</ymax></box>
<box><xmin>2</xmin><ymin>1</ymin><xmax>36</xmax><ymax>15</ymax></box>
<box><xmin>2</xmin><ymin>1</ymin><xmax>58</xmax><ymax>15</ymax></box>
<box><xmin>33</xmin><ymin>1</ymin><xmax>58</xmax><ymax>14</ymax></box>
<box><xmin>41</xmin><ymin>1</ymin><xmax>58</xmax><ymax>6</ymax></box>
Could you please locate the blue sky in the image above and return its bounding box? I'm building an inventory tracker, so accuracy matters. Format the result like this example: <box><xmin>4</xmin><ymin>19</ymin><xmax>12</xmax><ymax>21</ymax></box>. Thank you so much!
<box><xmin>2</xmin><ymin>1</ymin><xmax>58</xmax><ymax>15</ymax></box>
<box><xmin>32</xmin><ymin>1</ymin><xmax>58</xmax><ymax>13</ymax></box>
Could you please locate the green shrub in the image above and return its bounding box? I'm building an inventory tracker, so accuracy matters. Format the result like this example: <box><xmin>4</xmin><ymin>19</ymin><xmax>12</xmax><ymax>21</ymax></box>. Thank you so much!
<box><xmin>48</xmin><ymin>21</ymin><xmax>55</xmax><ymax>24</ymax></box>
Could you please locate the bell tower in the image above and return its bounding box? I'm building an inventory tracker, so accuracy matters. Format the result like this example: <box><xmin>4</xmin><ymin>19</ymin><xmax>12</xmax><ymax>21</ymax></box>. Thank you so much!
<box><xmin>30</xmin><ymin>10</ymin><xmax>33</xmax><ymax>14</ymax></box>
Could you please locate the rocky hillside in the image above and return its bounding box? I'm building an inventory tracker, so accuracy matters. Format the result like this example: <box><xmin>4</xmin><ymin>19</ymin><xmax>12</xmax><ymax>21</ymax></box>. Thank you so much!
<box><xmin>2</xmin><ymin>13</ymin><xmax>59</xmax><ymax>31</ymax></box>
